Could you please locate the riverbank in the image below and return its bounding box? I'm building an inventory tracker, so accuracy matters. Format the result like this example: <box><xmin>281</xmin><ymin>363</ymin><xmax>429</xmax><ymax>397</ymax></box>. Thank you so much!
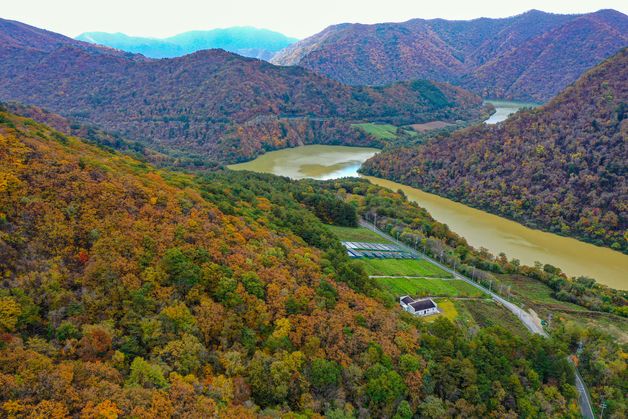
<box><xmin>226</xmin><ymin>144</ymin><xmax>627</xmax><ymax>290</ymax></box>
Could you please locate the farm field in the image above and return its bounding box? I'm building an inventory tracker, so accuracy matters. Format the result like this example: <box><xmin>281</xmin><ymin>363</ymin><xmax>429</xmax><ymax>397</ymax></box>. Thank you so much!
<box><xmin>360</xmin><ymin>258</ymin><xmax>452</xmax><ymax>277</ymax></box>
<box><xmin>455</xmin><ymin>299</ymin><xmax>529</xmax><ymax>338</ymax></box>
<box><xmin>351</xmin><ymin>122</ymin><xmax>398</xmax><ymax>139</ymax></box>
<box><xmin>482</xmin><ymin>274</ymin><xmax>628</xmax><ymax>343</ymax></box>
<box><xmin>327</xmin><ymin>225</ymin><xmax>391</xmax><ymax>243</ymax></box>
<box><xmin>410</xmin><ymin>120</ymin><xmax>453</xmax><ymax>132</ymax></box>
<box><xmin>375</xmin><ymin>277</ymin><xmax>485</xmax><ymax>298</ymax></box>
<box><xmin>495</xmin><ymin>274</ymin><xmax>587</xmax><ymax>314</ymax></box>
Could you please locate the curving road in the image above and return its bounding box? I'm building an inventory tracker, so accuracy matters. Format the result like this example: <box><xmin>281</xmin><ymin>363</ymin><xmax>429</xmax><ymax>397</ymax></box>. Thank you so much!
<box><xmin>359</xmin><ymin>219</ymin><xmax>595</xmax><ymax>418</ymax></box>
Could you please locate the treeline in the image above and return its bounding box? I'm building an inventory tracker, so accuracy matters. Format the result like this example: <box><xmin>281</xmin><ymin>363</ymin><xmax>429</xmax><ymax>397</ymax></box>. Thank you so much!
<box><xmin>0</xmin><ymin>110</ymin><xmax>585</xmax><ymax>417</ymax></box>
<box><xmin>362</xmin><ymin>48</ymin><xmax>628</xmax><ymax>253</ymax></box>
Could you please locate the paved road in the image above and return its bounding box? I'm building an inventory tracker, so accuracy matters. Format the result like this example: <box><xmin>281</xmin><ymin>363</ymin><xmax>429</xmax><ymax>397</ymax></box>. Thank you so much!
<box><xmin>571</xmin><ymin>362</ymin><xmax>596</xmax><ymax>419</ymax></box>
<box><xmin>359</xmin><ymin>219</ymin><xmax>595</xmax><ymax>418</ymax></box>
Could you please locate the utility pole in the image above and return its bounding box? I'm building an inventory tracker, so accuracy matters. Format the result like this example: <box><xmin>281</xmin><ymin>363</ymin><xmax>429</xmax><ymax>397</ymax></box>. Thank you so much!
<box><xmin>599</xmin><ymin>400</ymin><xmax>607</xmax><ymax>418</ymax></box>
<box><xmin>547</xmin><ymin>313</ymin><xmax>552</xmax><ymax>330</ymax></box>
<box><xmin>488</xmin><ymin>280</ymin><xmax>492</xmax><ymax>293</ymax></box>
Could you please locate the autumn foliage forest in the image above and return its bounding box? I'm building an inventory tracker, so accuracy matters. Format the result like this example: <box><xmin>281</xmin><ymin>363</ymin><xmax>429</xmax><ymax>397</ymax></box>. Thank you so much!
<box><xmin>363</xmin><ymin>48</ymin><xmax>628</xmax><ymax>253</ymax></box>
<box><xmin>0</xmin><ymin>10</ymin><xmax>626</xmax><ymax>419</ymax></box>
<box><xmin>273</xmin><ymin>9</ymin><xmax>628</xmax><ymax>102</ymax></box>
<box><xmin>0</xmin><ymin>17</ymin><xmax>486</xmax><ymax>167</ymax></box>
<box><xmin>1</xmin><ymin>105</ymin><xmax>614</xmax><ymax>417</ymax></box>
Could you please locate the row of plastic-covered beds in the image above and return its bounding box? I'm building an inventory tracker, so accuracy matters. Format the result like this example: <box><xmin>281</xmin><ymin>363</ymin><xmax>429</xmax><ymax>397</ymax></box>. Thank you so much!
<box><xmin>342</xmin><ymin>241</ymin><xmax>400</xmax><ymax>251</ymax></box>
<box><xmin>346</xmin><ymin>249</ymin><xmax>417</xmax><ymax>259</ymax></box>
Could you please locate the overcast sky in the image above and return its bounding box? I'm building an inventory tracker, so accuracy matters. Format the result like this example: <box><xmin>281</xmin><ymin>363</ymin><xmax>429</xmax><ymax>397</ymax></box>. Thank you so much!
<box><xmin>3</xmin><ymin>0</ymin><xmax>627</xmax><ymax>39</ymax></box>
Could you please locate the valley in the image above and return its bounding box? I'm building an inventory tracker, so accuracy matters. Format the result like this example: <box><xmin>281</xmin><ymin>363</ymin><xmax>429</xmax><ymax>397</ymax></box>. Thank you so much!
<box><xmin>363</xmin><ymin>49</ymin><xmax>628</xmax><ymax>254</ymax></box>
<box><xmin>0</xmin><ymin>5</ymin><xmax>626</xmax><ymax>418</ymax></box>
<box><xmin>0</xmin><ymin>17</ymin><xmax>486</xmax><ymax>167</ymax></box>
<box><xmin>227</xmin><ymin>144</ymin><xmax>628</xmax><ymax>290</ymax></box>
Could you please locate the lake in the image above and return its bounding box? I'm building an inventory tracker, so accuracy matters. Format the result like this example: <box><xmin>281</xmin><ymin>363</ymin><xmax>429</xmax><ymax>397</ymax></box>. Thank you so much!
<box><xmin>484</xmin><ymin>100</ymin><xmax>539</xmax><ymax>124</ymax></box>
<box><xmin>229</xmin><ymin>145</ymin><xmax>628</xmax><ymax>290</ymax></box>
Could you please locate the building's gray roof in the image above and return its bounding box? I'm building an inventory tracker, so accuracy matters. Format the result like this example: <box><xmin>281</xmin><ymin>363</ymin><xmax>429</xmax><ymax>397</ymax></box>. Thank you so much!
<box><xmin>401</xmin><ymin>296</ymin><xmax>414</xmax><ymax>304</ymax></box>
<box><xmin>410</xmin><ymin>299</ymin><xmax>436</xmax><ymax>311</ymax></box>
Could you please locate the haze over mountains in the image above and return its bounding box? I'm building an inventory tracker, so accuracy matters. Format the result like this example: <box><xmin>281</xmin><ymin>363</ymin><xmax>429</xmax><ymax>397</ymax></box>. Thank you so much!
<box><xmin>76</xmin><ymin>27</ymin><xmax>298</xmax><ymax>60</ymax></box>
<box><xmin>272</xmin><ymin>9</ymin><xmax>628</xmax><ymax>102</ymax></box>
<box><xmin>0</xmin><ymin>18</ymin><xmax>485</xmax><ymax>166</ymax></box>
<box><xmin>362</xmin><ymin>49</ymin><xmax>628</xmax><ymax>252</ymax></box>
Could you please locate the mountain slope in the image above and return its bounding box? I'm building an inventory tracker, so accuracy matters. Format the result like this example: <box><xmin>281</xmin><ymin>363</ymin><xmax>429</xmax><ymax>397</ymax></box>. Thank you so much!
<box><xmin>362</xmin><ymin>49</ymin><xmax>628</xmax><ymax>252</ymax></box>
<box><xmin>0</xmin><ymin>108</ymin><xmax>582</xmax><ymax>417</ymax></box>
<box><xmin>272</xmin><ymin>9</ymin><xmax>628</xmax><ymax>102</ymax></box>
<box><xmin>466</xmin><ymin>10</ymin><xmax>628</xmax><ymax>100</ymax></box>
<box><xmin>0</xmin><ymin>18</ymin><xmax>485</xmax><ymax>166</ymax></box>
<box><xmin>76</xmin><ymin>27</ymin><xmax>298</xmax><ymax>60</ymax></box>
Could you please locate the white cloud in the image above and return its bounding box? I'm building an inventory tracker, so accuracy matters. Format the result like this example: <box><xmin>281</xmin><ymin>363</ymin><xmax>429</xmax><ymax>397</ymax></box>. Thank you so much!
<box><xmin>2</xmin><ymin>0</ymin><xmax>626</xmax><ymax>39</ymax></box>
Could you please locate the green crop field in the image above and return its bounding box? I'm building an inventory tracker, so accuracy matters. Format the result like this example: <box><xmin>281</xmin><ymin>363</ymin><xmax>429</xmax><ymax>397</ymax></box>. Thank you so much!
<box><xmin>326</xmin><ymin>225</ymin><xmax>391</xmax><ymax>243</ymax></box>
<box><xmin>351</xmin><ymin>123</ymin><xmax>398</xmax><ymax>140</ymax></box>
<box><xmin>375</xmin><ymin>277</ymin><xmax>485</xmax><ymax>298</ymax></box>
<box><xmin>360</xmin><ymin>258</ymin><xmax>451</xmax><ymax>277</ymax></box>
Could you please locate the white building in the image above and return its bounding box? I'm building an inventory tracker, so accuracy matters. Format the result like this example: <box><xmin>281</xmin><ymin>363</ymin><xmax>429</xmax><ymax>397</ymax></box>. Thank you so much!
<box><xmin>399</xmin><ymin>295</ymin><xmax>438</xmax><ymax>316</ymax></box>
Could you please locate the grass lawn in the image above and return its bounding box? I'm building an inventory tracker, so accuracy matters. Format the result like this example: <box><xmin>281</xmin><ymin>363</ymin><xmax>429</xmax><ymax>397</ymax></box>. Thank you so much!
<box><xmin>326</xmin><ymin>225</ymin><xmax>391</xmax><ymax>243</ymax></box>
<box><xmin>376</xmin><ymin>277</ymin><xmax>485</xmax><ymax>298</ymax></box>
<box><xmin>360</xmin><ymin>258</ymin><xmax>451</xmax><ymax>277</ymax></box>
<box><xmin>351</xmin><ymin>123</ymin><xmax>398</xmax><ymax>140</ymax></box>
<box><xmin>424</xmin><ymin>298</ymin><xmax>458</xmax><ymax>322</ymax></box>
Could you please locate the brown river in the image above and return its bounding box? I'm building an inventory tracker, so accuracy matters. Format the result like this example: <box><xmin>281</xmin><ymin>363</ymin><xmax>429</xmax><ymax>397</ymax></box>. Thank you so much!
<box><xmin>228</xmin><ymin>145</ymin><xmax>628</xmax><ymax>290</ymax></box>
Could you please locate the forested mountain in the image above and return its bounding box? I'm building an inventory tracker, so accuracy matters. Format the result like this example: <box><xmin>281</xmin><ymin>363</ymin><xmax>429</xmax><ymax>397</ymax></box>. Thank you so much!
<box><xmin>0</xmin><ymin>18</ymin><xmax>485</xmax><ymax>166</ymax></box>
<box><xmin>362</xmin><ymin>49</ymin><xmax>628</xmax><ymax>252</ymax></box>
<box><xmin>272</xmin><ymin>9</ymin><xmax>628</xmax><ymax>102</ymax></box>
<box><xmin>76</xmin><ymin>27</ymin><xmax>298</xmax><ymax>60</ymax></box>
<box><xmin>0</xmin><ymin>107</ymin><xmax>587</xmax><ymax>417</ymax></box>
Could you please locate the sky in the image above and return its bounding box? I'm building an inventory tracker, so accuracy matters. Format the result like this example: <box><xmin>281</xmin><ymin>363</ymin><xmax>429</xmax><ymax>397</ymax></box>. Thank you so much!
<box><xmin>2</xmin><ymin>0</ymin><xmax>627</xmax><ymax>39</ymax></box>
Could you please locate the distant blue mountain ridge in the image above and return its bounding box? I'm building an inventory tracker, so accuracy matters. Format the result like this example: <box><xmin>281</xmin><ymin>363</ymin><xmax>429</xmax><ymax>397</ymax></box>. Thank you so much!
<box><xmin>76</xmin><ymin>27</ymin><xmax>298</xmax><ymax>60</ymax></box>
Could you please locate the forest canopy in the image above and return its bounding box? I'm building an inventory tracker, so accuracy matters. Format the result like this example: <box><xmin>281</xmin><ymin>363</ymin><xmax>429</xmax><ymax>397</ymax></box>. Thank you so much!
<box><xmin>0</xmin><ymin>108</ymin><xmax>593</xmax><ymax>417</ymax></box>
